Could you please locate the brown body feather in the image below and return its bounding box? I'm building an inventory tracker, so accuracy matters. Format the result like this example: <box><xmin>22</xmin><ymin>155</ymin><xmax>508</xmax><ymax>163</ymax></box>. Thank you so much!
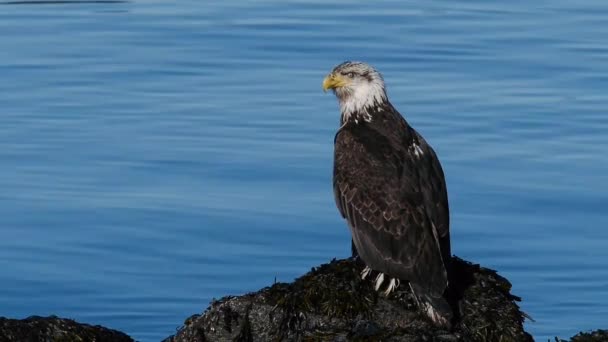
<box><xmin>333</xmin><ymin>101</ymin><xmax>450</xmax><ymax>299</ymax></box>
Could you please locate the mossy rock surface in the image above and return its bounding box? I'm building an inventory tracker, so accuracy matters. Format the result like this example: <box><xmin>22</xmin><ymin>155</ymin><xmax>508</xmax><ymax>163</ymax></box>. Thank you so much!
<box><xmin>164</xmin><ymin>256</ymin><xmax>534</xmax><ymax>342</ymax></box>
<box><xmin>555</xmin><ymin>329</ymin><xmax>608</xmax><ymax>342</ymax></box>
<box><xmin>0</xmin><ymin>266</ymin><xmax>606</xmax><ymax>341</ymax></box>
<box><xmin>0</xmin><ymin>315</ymin><xmax>134</xmax><ymax>342</ymax></box>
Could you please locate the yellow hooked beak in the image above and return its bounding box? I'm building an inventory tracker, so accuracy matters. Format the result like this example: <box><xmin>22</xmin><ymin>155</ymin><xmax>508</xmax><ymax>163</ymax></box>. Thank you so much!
<box><xmin>322</xmin><ymin>73</ymin><xmax>350</xmax><ymax>92</ymax></box>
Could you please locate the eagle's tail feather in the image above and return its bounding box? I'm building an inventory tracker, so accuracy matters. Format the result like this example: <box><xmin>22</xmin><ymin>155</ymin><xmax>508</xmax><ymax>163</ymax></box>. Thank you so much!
<box><xmin>409</xmin><ymin>283</ymin><xmax>453</xmax><ymax>329</ymax></box>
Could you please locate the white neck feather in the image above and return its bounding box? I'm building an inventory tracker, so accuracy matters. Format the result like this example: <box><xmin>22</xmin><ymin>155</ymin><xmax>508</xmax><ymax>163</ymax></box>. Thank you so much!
<box><xmin>339</xmin><ymin>81</ymin><xmax>386</xmax><ymax>123</ymax></box>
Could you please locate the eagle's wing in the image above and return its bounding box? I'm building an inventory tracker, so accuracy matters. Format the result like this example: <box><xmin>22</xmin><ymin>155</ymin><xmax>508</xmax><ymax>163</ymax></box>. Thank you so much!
<box><xmin>413</xmin><ymin>131</ymin><xmax>451</xmax><ymax>265</ymax></box>
<box><xmin>333</xmin><ymin>126</ymin><xmax>448</xmax><ymax>297</ymax></box>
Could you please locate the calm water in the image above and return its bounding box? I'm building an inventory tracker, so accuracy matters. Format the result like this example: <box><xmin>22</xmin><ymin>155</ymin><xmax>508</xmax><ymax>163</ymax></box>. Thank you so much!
<box><xmin>1</xmin><ymin>1</ymin><xmax>607</xmax><ymax>341</ymax></box>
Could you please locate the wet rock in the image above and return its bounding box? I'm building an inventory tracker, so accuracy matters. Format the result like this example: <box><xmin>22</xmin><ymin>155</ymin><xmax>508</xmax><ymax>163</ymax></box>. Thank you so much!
<box><xmin>0</xmin><ymin>315</ymin><xmax>134</xmax><ymax>342</ymax></box>
<box><xmin>164</xmin><ymin>256</ymin><xmax>534</xmax><ymax>342</ymax></box>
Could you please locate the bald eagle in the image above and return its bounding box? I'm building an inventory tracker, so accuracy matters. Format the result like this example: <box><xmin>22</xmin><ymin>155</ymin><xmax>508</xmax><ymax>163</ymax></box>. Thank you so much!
<box><xmin>323</xmin><ymin>61</ymin><xmax>453</xmax><ymax>326</ymax></box>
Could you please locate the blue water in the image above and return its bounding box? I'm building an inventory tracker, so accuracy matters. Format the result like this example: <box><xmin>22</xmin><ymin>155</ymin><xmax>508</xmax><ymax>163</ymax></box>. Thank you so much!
<box><xmin>1</xmin><ymin>1</ymin><xmax>607</xmax><ymax>341</ymax></box>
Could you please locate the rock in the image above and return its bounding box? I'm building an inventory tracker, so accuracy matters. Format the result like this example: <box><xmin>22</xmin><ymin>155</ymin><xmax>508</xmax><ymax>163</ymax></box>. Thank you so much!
<box><xmin>558</xmin><ymin>329</ymin><xmax>608</xmax><ymax>342</ymax></box>
<box><xmin>0</xmin><ymin>315</ymin><xmax>134</xmax><ymax>342</ymax></box>
<box><xmin>1</xmin><ymin>265</ymin><xmax>605</xmax><ymax>342</ymax></box>
<box><xmin>164</xmin><ymin>256</ymin><xmax>534</xmax><ymax>342</ymax></box>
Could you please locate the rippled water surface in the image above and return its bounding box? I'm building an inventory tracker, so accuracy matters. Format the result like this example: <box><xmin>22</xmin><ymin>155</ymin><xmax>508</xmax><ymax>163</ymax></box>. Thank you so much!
<box><xmin>1</xmin><ymin>1</ymin><xmax>607</xmax><ymax>340</ymax></box>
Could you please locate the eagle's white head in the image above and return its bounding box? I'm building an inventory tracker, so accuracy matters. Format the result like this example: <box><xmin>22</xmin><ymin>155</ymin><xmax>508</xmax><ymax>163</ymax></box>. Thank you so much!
<box><xmin>323</xmin><ymin>61</ymin><xmax>387</xmax><ymax>123</ymax></box>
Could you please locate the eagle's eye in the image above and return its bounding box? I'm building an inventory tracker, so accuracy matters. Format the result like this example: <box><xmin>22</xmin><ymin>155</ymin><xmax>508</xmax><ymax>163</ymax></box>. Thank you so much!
<box><xmin>346</xmin><ymin>72</ymin><xmax>355</xmax><ymax>78</ymax></box>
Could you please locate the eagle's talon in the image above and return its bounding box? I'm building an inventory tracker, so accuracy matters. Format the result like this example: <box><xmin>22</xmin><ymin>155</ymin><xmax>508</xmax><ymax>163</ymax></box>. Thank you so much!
<box><xmin>361</xmin><ymin>266</ymin><xmax>372</xmax><ymax>280</ymax></box>
<box><xmin>383</xmin><ymin>277</ymin><xmax>400</xmax><ymax>296</ymax></box>
<box><xmin>374</xmin><ymin>273</ymin><xmax>385</xmax><ymax>291</ymax></box>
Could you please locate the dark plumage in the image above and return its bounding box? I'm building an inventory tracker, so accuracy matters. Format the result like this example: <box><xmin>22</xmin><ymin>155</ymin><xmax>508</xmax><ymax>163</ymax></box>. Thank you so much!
<box><xmin>323</xmin><ymin>61</ymin><xmax>452</xmax><ymax>326</ymax></box>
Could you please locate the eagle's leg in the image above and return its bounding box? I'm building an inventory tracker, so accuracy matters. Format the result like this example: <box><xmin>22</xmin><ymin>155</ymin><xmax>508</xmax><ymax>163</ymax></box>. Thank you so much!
<box><xmin>360</xmin><ymin>266</ymin><xmax>372</xmax><ymax>280</ymax></box>
<box><xmin>383</xmin><ymin>277</ymin><xmax>400</xmax><ymax>296</ymax></box>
